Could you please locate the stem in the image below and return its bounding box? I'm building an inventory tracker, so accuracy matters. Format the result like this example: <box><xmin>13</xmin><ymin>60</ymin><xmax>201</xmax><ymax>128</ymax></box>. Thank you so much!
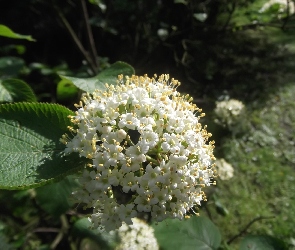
<box><xmin>126</xmin><ymin>135</ymin><xmax>135</xmax><ymax>146</ymax></box>
<box><xmin>227</xmin><ymin>215</ymin><xmax>275</xmax><ymax>245</ymax></box>
<box><xmin>222</xmin><ymin>1</ymin><xmax>236</xmax><ymax>32</ymax></box>
<box><xmin>53</xmin><ymin>3</ymin><xmax>97</xmax><ymax>74</ymax></box>
<box><xmin>146</xmin><ymin>155</ymin><xmax>158</xmax><ymax>165</ymax></box>
<box><xmin>33</xmin><ymin>227</ymin><xmax>60</xmax><ymax>233</ymax></box>
<box><xmin>50</xmin><ymin>214</ymin><xmax>70</xmax><ymax>249</ymax></box>
<box><xmin>282</xmin><ymin>0</ymin><xmax>290</xmax><ymax>30</ymax></box>
<box><xmin>81</xmin><ymin>0</ymin><xmax>99</xmax><ymax>70</ymax></box>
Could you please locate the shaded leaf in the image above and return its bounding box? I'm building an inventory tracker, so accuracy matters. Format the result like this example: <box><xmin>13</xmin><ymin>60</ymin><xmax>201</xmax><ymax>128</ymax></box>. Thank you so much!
<box><xmin>154</xmin><ymin>218</ymin><xmax>197</xmax><ymax>250</ymax></box>
<box><xmin>71</xmin><ymin>218</ymin><xmax>112</xmax><ymax>250</ymax></box>
<box><xmin>0</xmin><ymin>57</ymin><xmax>25</xmax><ymax>77</ymax></box>
<box><xmin>153</xmin><ymin>216</ymin><xmax>221</xmax><ymax>250</ymax></box>
<box><xmin>0</xmin><ymin>103</ymin><xmax>86</xmax><ymax>190</ymax></box>
<box><xmin>239</xmin><ymin>235</ymin><xmax>287</xmax><ymax>250</ymax></box>
<box><xmin>60</xmin><ymin>61</ymin><xmax>135</xmax><ymax>93</ymax></box>
<box><xmin>0</xmin><ymin>24</ymin><xmax>35</xmax><ymax>41</ymax></box>
<box><xmin>215</xmin><ymin>200</ymin><xmax>229</xmax><ymax>216</ymax></box>
<box><xmin>35</xmin><ymin>175</ymin><xmax>78</xmax><ymax>217</ymax></box>
<box><xmin>0</xmin><ymin>79</ymin><xmax>37</xmax><ymax>103</ymax></box>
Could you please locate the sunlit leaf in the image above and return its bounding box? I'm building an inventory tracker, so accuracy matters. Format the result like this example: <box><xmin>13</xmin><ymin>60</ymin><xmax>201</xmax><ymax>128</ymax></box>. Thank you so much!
<box><xmin>0</xmin><ymin>24</ymin><xmax>35</xmax><ymax>41</ymax></box>
<box><xmin>56</xmin><ymin>78</ymin><xmax>79</xmax><ymax>102</ymax></box>
<box><xmin>60</xmin><ymin>61</ymin><xmax>135</xmax><ymax>93</ymax></box>
<box><xmin>239</xmin><ymin>235</ymin><xmax>287</xmax><ymax>250</ymax></box>
<box><xmin>0</xmin><ymin>103</ymin><xmax>86</xmax><ymax>190</ymax></box>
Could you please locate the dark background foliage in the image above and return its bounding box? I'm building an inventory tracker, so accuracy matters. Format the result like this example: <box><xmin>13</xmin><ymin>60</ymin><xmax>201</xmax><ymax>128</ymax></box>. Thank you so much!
<box><xmin>1</xmin><ymin>0</ymin><xmax>294</xmax><ymax>103</ymax></box>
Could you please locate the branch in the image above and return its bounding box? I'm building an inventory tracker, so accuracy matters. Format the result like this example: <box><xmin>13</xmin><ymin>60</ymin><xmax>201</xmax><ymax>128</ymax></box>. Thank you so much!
<box><xmin>53</xmin><ymin>3</ymin><xmax>97</xmax><ymax>74</ymax></box>
<box><xmin>50</xmin><ymin>214</ymin><xmax>70</xmax><ymax>249</ymax></box>
<box><xmin>227</xmin><ymin>215</ymin><xmax>275</xmax><ymax>245</ymax></box>
<box><xmin>81</xmin><ymin>0</ymin><xmax>99</xmax><ymax>71</ymax></box>
<box><xmin>33</xmin><ymin>228</ymin><xmax>60</xmax><ymax>233</ymax></box>
<box><xmin>282</xmin><ymin>0</ymin><xmax>291</xmax><ymax>30</ymax></box>
<box><xmin>226</xmin><ymin>22</ymin><xmax>295</xmax><ymax>31</ymax></box>
<box><xmin>222</xmin><ymin>0</ymin><xmax>237</xmax><ymax>31</ymax></box>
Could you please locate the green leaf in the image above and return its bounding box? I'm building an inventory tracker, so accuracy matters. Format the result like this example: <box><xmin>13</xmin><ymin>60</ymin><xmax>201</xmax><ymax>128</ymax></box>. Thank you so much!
<box><xmin>35</xmin><ymin>175</ymin><xmax>78</xmax><ymax>217</ymax></box>
<box><xmin>154</xmin><ymin>218</ymin><xmax>196</xmax><ymax>250</ymax></box>
<box><xmin>0</xmin><ymin>79</ymin><xmax>37</xmax><ymax>103</ymax></box>
<box><xmin>215</xmin><ymin>200</ymin><xmax>229</xmax><ymax>216</ymax></box>
<box><xmin>71</xmin><ymin>218</ymin><xmax>112</xmax><ymax>250</ymax></box>
<box><xmin>56</xmin><ymin>78</ymin><xmax>79</xmax><ymax>102</ymax></box>
<box><xmin>153</xmin><ymin>216</ymin><xmax>221</xmax><ymax>250</ymax></box>
<box><xmin>239</xmin><ymin>235</ymin><xmax>287</xmax><ymax>250</ymax></box>
<box><xmin>0</xmin><ymin>103</ymin><xmax>86</xmax><ymax>190</ymax></box>
<box><xmin>193</xmin><ymin>13</ymin><xmax>208</xmax><ymax>22</ymax></box>
<box><xmin>0</xmin><ymin>24</ymin><xmax>35</xmax><ymax>41</ymax></box>
<box><xmin>0</xmin><ymin>57</ymin><xmax>25</xmax><ymax>77</ymax></box>
<box><xmin>60</xmin><ymin>61</ymin><xmax>135</xmax><ymax>93</ymax></box>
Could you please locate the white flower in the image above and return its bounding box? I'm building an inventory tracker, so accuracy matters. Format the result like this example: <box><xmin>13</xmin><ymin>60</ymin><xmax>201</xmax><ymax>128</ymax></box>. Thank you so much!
<box><xmin>120</xmin><ymin>172</ymin><xmax>138</xmax><ymax>193</ymax></box>
<box><xmin>61</xmin><ymin>74</ymin><xmax>216</xmax><ymax>231</ymax></box>
<box><xmin>118</xmin><ymin>113</ymin><xmax>140</xmax><ymax>130</ymax></box>
<box><xmin>259</xmin><ymin>0</ymin><xmax>295</xmax><ymax>16</ymax></box>
<box><xmin>214</xmin><ymin>99</ymin><xmax>245</xmax><ymax>127</ymax></box>
<box><xmin>117</xmin><ymin>129</ymin><xmax>127</xmax><ymax>140</ymax></box>
<box><xmin>139</xmin><ymin>131</ymin><xmax>159</xmax><ymax>148</ymax></box>
<box><xmin>157</xmin><ymin>28</ymin><xmax>169</xmax><ymax>40</ymax></box>
<box><xmin>114</xmin><ymin>217</ymin><xmax>159</xmax><ymax>250</ymax></box>
<box><xmin>215</xmin><ymin>158</ymin><xmax>234</xmax><ymax>180</ymax></box>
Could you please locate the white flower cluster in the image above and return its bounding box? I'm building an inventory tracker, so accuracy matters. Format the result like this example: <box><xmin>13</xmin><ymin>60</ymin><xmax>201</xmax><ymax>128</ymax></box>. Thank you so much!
<box><xmin>115</xmin><ymin>218</ymin><xmax>159</xmax><ymax>250</ymax></box>
<box><xmin>214</xmin><ymin>99</ymin><xmax>245</xmax><ymax>127</ymax></box>
<box><xmin>215</xmin><ymin>158</ymin><xmax>234</xmax><ymax>181</ymax></box>
<box><xmin>259</xmin><ymin>0</ymin><xmax>295</xmax><ymax>16</ymax></box>
<box><xmin>61</xmin><ymin>74</ymin><xmax>216</xmax><ymax>231</ymax></box>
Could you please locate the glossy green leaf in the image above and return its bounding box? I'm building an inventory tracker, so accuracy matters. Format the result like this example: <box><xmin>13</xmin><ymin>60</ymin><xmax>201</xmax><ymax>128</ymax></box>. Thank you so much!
<box><xmin>0</xmin><ymin>24</ymin><xmax>35</xmax><ymax>41</ymax></box>
<box><xmin>0</xmin><ymin>79</ymin><xmax>37</xmax><ymax>103</ymax></box>
<box><xmin>35</xmin><ymin>175</ymin><xmax>78</xmax><ymax>217</ymax></box>
<box><xmin>239</xmin><ymin>235</ymin><xmax>287</xmax><ymax>250</ymax></box>
<box><xmin>56</xmin><ymin>78</ymin><xmax>79</xmax><ymax>102</ymax></box>
<box><xmin>0</xmin><ymin>103</ymin><xmax>86</xmax><ymax>190</ymax></box>
<box><xmin>153</xmin><ymin>216</ymin><xmax>221</xmax><ymax>250</ymax></box>
<box><xmin>60</xmin><ymin>61</ymin><xmax>135</xmax><ymax>93</ymax></box>
<box><xmin>0</xmin><ymin>57</ymin><xmax>25</xmax><ymax>76</ymax></box>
